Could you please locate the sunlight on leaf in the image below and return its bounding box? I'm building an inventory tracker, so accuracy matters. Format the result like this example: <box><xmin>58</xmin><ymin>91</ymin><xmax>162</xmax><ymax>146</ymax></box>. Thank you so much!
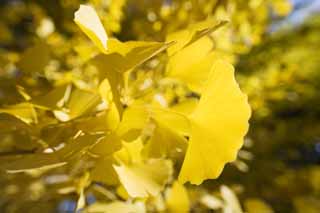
<box><xmin>74</xmin><ymin>5</ymin><xmax>108</xmax><ymax>53</ymax></box>
<box><xmin>179</xmin><ymin>60</ymin><xmax>251</xmax><ymax>184</ymax></box>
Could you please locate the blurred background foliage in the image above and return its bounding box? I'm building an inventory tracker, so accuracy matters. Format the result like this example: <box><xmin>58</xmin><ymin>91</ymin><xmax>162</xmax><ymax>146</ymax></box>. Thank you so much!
<box><xmin>0</xmin><ymin>0</ymin><xmax>320</xmax><ymax>212</ymax></box>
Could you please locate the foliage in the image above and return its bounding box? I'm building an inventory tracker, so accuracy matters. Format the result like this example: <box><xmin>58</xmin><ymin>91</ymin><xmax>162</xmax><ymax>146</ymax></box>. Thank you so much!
<box><xmin>1</xmin><ymin>0</ymin><xmax>314</xmax><ymax>212</ymax></box>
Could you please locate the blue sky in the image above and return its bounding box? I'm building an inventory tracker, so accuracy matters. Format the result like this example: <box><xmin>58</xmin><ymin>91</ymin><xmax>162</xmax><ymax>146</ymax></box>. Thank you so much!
<box><xmin>271</xmin><ymin>0</ymin><xmax>320</xmax><ymax>31</ymax></box>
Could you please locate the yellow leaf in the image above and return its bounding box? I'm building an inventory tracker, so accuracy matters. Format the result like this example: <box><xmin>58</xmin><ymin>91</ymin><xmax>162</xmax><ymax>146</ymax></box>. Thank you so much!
<box><xmin>74</xmin><ymin>5</ymin><xmax>108</xmax><ymax>53</ymax></box>
<box><xmin>166</xmin><ymin>19</ymin><xmax>227</xmax><ymax>56</ymax></box>
<box><xmin>89</xmin><ymin>133</ymin><xmax>122</xmax><ymax>157</ymax></box>
<box><xmin>91</xmin><ymin>156</ymin><xmax>119</xmax><ymax>186</ymax></box>
<box><xmin>170</xmin><ymin>98</ymin><xmax>198</xmax><ymax>115</ymax></box>
<box><xmin>244</xmin><ymin>198</ymin><xmax>274</xmax><ymax>213</ymax></box>
<box><xmin>166</xmin><ymin>181</ymin><xmax>190</xmax><ymax>213</ymax></box>
<box><xmin>143</xmin><ymin>119</ymin><xmax>187</xmax><ymax>159</ymax></box>
<box><xmin>272</xmin><ymin>0</ymin><xmax>292</xmax><ymax>16</ymax></box>
<box><xmin>113</xmin><ymin>159</ymin><xmax>172</xmax><ymax>198</ymax></box>
<box><xmin>86</xmin><ymin>201</ymin><xmax>145</xmax><ymax>213</ymax></box>
<box><xmin>114</xmin><ymin>139</ymin><xmax>144</xmax><ymax>165</ymax></box>
<box><xmin>93</xmin><ymin>39</ymin><xmax>171</xmax><ymax>74</ymax></box>
<box><xmin>0</xmin><ymin>102</ymin><xmax>37</xmax><ymax>124</ymax></box>
<box><xmin>116</xmin><ymin>106</ymin><xmax>150</xmax><ymax>141</ymax></box>
<box><xmin>220</xmin><ymin>185</ymin><xmax>243</xmax><ymax>213</ymax></box>
<box><xmin>116</xmin><ymin>105</ymin><xmax>191</xmax><ymax>141</ymax></box>
<box><xmin>17</xmin><ymin>41</ymin><xmax>50</xmax><ymax>73</ymax></box>
<box><xmin>179</xmin><ymin>60</ymin><xmax>251</xmax><ymax>184</ymax></box>
<box><xmin>67</xmin><ymin>88</ymin><xmax>101</xmax><ymax>120</ymax></box>
<box><xmin>166</xmin><ymin>37</ymin><xmax>213</xmax><ymax>86</ymax></box>
<box><xmin>168</xmin><ymin>51</ymin><xmax>222</xmax><ymax>93</ymax></box>
<box><xmin>3</xmin><ymin>153</ymin><xmax>66</xmax><ymax>174</ymax></box>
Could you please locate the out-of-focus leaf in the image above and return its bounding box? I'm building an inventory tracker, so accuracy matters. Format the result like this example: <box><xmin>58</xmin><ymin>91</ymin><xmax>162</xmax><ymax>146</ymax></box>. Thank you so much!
<box><xmin>31</xmin><ymin>85</ymin><xmax>70</xmax><ymax>110</ymax></box>
<box><xmin>166</xmin><ymin>181</ymin><xmax>190</xmax><ymax>213</ymax></box>
<box><xmin>113</xmin><ymin>139</ymin><xmax>172</xmax><ymax>198</ymax></box>
<box><xmin>244</xmin><ymin>198</ymin><xmax>274</xmax><ymax>213</ymax></box>
<box><xmin>116</xmin><ymin>105</ymin><xmax>190</xmax><ymax>142</ymax></box>
<box><xmin>74</xmin><ymin>5</ymin><xmax>108</xmax><ymax>53</ymax></box>
<box><xmin>221</xmin><ymin>185</ymin><xmax>243</xmax><ymax>213</ymax></box>
<box><xmin>106</xmin><ymin>39</ymin><xmax>172</xmax><ymax>72</ymax></box>
<box><xmin>91</xmin><ymin>156</ymin><xmax>119</xmax><ymax>186</ymax></box>
<box><xmin>272</xmin><ymin>0</ymin><xmax>292</xmax><ymax>16</ymax></box>
<box><xmin>166</xmin><ymin>20</ymin><xmax>227</xmax><ymax>56</ymax></box>
<box><xmin>76</xmin><ymin>172</ymin><xmax>90</xmax><ymax>211</ymax></box>
<box><xmin>200</xmin><ymin>194</ymin><xmax>224</xmax><ymax>210</ymax></box>
<box><xmin>115</xmin><ymin>106</ymin><xmax>150</xmax><ymax>141</ymax></box>
<box><xmin>170</xmin><ymin>98</ymin><xmax>198</xmax><ymax>115</ymax></box>
<box><xmin>114</xmin><ymin>159</ymin><xmax>172</xmax><ymax>198</ymax></box>
<box><xmin>114</xmin><ymin>139</ymin><xmax>144</xmax><ymax>165</ymax></box>
<box><xmin>86</xmin><ymin>201</ymin><xmax>145</xmax><ymax>213</ymax></box>
<box><xmin>89</xmin><ymin>133</ymin><xmax>122</xmax><ymax>156</ymax></box>
<box><xmin>93</xmin><ymin>39</ymin><xmax>171</xmax><ymax>75</ymax></box>
<box><xmin>143</xmin><ymin>119</ymin><xmax>187</xmax><ymax>159</ymax></box>
<box><xmin>67</xmin><ymin>88</ymin><xmax>101</xmax><ymax>120</ymax></box>
<box><xmin>179</xmin><ymin>60</ymin><xmax>251</xmax><ymax>184</ymax></box>
<box><xmin>2</xmin><ymin>153</ymin><xmax>66</xmax><ymax>174</ymax></box>
<box><xmin>57</xmin><ymin>134</ymin><xmax>104</xmax><ymax>160</ymax></box>
<box><xmin>0</xmin><ymin>102</ymin><xmax>37</xmax><ymax>124</ymax></box>
<box><xmin>17</xmin><ymin>41</ymin><xmax>50</xmax><ymax>73</ymax></box>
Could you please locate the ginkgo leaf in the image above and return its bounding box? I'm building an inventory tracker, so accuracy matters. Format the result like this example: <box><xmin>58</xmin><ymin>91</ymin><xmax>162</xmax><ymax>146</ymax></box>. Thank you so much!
<box><xmin>17</xmin><ymin>41</ymin><xmax>50</xmax><ymax>73</ymax></box>
<box><xmin>57</xmin><ymin>134</ymin><xmax>104</xmax><ymax>160</ymax></box>
<box><xmin>106</xmin><ymin>39</ymin><xmax>172</xmax><ymax>71</ymax></box>
<box><xmin>166</xmin><ymin>181</ymin><xmax>190</xmax><ymax>213</ymax></box>
<box><xmin>244</xmin><ymin>198</ymin><xmax>274</xmax><ymax>213</ymax></box>
<box><xmin>166</xmin><ymin>19</ymin><xmax>227</xmax><ymax>56</ymax></box>
<box><xmin>143</xmin><ymin>119</ymin><xmax>187</xmax><ymax>159</ymax></box>
<box><xmin>114</xmin><ymin>138</ymin><xmax>144</xmax><ymax>165</ymax></box>
<box><xmin>167</xmin><ymin>51</ymin><xmax>222</xmax><ymax>93</ymax></box>
<box><xmin>93</xmin><ymin>39</ymin><xmax>171</xmax><ymax>117</ymax></box>
<box><xmin>116</xmin><ymin>105</ymin><xmax>191</xmax><ymax>141</ymax></box>
<box><xmin>220</xmin><ymin>185</ymin><xmax>243</xmax><ymax>213</ymax></box>
<box><xmin>31</xmin><ymin>85</ymin><xmax>70</xmax><ymax>110</ymax></box>
<box><xmin>166</xmin><ymin>37</ymin><xmax>213</xmax><ymax>84</ymax></box>
<box><xmin>74</xmin><ymin>5</ymin><xmax>108</xmax><ymax>53</ymax></box>
<box><xmin>89</xmin><ymin>133</ymin><xmax>122</xmax><ymax>157</ymax></box>
<box><xmin>113</xmin><ymin>159</ymin><xmax>172</xmax><ymax>198</ymax></box>
<box><xmin>86</xmin><ymin>201</ymin><xmax>145</xmax><ymax>213</ymax></box>
<box><xmin>93</xmin><ymin>39</ymin><xmax>171</xmax><ymax>75</ymax></box>
<box><xmin>179</xmin><ymin>60</ymin><xmax>251</xmax><ymax>184</ymax></box>
<box><xmin>3</xmin><ymin>153</ymin><xmax>66</xmax><ymax>174</ymax></box>
<box><xmin>116</xmin><ymin>106</ymin><xmax>150</xmax><ymax>141</ymax></box>
<box><xmin>0</xmin><ymin>102</ymin><xmax>37</xmax><ymax>124</ymax></box>
<box><xmin>170</xmin><ymin>98</ymin><xmax>198</xmax><ymax>115</ymax></box>
<box><xmin>151</xmin><ymin>107</ymin><xmax>191</xmax><ymax>137</ymax></box>
<box><xmin>67</xmin><ymin>88</ymin><xmax>101</xmax><ymax>120</ymax></box>
<box><xmin>91</xmin><ymin>156</ymin><xmax>119</xmax><ymax>186</ymax></box>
